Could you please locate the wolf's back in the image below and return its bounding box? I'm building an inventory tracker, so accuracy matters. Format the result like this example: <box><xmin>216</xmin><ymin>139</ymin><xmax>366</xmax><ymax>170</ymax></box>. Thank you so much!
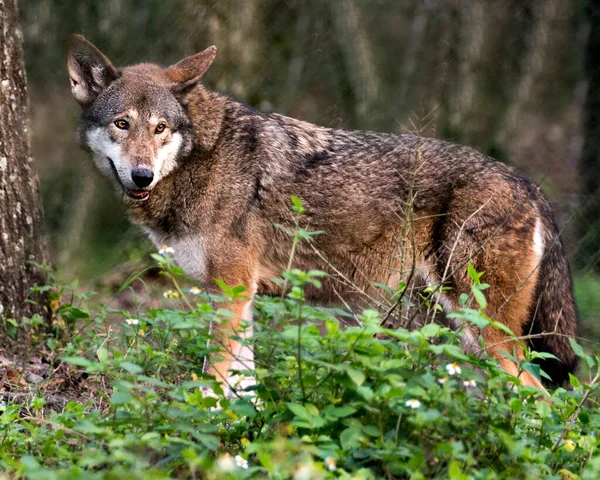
<box><xmin>527</xmin><ymin>195</ymin><xmax>579</xmax><ymax>385</ymax></box>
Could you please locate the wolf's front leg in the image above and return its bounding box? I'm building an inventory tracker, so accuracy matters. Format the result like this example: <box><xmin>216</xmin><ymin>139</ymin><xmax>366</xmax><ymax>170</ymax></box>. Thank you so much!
<box><xmin>203</xmin><ymin>283</ymin><xmax>257</xmax><ymax>399</ymax></box>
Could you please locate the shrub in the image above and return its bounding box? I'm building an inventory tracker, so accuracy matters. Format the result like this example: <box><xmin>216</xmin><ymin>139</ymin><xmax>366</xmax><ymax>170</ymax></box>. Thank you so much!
<box><xmin>1</xmin><ymin>254</ymin><xmax>599</xmax><ymax>479</ymax></box>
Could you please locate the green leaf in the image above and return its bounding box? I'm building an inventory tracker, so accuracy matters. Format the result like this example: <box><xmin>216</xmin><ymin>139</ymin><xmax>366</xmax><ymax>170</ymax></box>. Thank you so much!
<box><xmin>328</xmin><ymin>406</ymin><xmax>357</xmax><ymax>418</ymax></box>
<box><xmin>536</xmin><ymin>400</ymin><xmax>551</xmax><ymax>418</ymax></box>
<box><xmin>75</xmin><ymin>420</ymin><xmax>104</xmax><ymax>434</ymax></box>
<box><xmin>62</xmin><ymin>356</ymin><xmax>92</xmax><ymax>367</ymax></box>
<box><xmin>69</xmin><ymin>307</ymin><xmax>89</xmax><ymax>319</ymax></box>
<box><xmin>568</xmin><ymin>338</ymin><xmax>585</xmax><ymax>358</ymax></box>
<box><xmin>305</xmin><ymin>403</ymin><xmax>319</xmax><ymax>416</ymax></box>
<box><xmin>509</xmin><ymin>398</ymin><xmax>523</xmax><ymax>412</ymax></box>
<box><xmin>498</xmin><ymin>349</ymin><xmax>517</xmax><ymax>363</ymax></box>
<box><xmin>197</xmin><ymin>434</ymin><xmax>219</xmax><ymax>451</ymax></box>
<box><xmin>569</xmin><ymin>373</ymin><xmax>580</xmax><ymax>389</ymax></box>
<box><xmin>120</xmin><ymin>361</ymin><xmax>143</xmax><ymax>375</ymax></box>
<box><xmin>371</xmin><ymin>282</ymin><xmax>395</xmax><ymax>295</ymax></box>
<box><xmin>449</xmin><ymin>460</ymin><xmax>469</xmax><ymax>480</ymax></box>
<box><xmin>459</xmin><ymin>293</ymin><xmax>469</xmax><ymax>306</ymax></box>
<box><xmin>96</xmin><ymin>347</ymin><xmax>109</xmax><ymax>363</ymax></box>
<box><xmin>361</xmin><ymin>425</ymin><xmax>380</xmax><ymax>436</ymax></box>
<box><xmin>521</xmin><ymin>361</ymin><xmax>551</xmax><ymax>381</ymax></box>
<box><xmin>488</xmin><ymin>320</ymin><xmax>515</xmax><ymax>336</ymax></box>
<box><xmin>119</xmin><ymin>266</ymin><xmax>161</xmax><ymax>292</ymax></box>
<box><xmin>471</xmin><ymin>285</ymin><xmax>487</xmax><ymax>310</ymax></box>
<box><xmin>420</xmin><ymin>323</ymin><xmax>441</xmax><ymax>338</ymax></box>
<box><xmin>150</xmin><ymin>253</ymin><xmax>167</xmax><ymax>263</ymax></box>
<box><xmin>346</xmin><ymin>368</ymin><xmax>365</xmax><ymax>386</ymax></box>
<box><xmin>340</xmin><ymin>428</ymin><xmax>362</xmax><ymax>450</ymax></box>
<box><xmin>287</xmin><ymin>403</ymin><xmax>310</xmax><ymax>421</ymax></box>
<box><xmin>258</xmin><ymin>451</ymin><xmax>274</xmax><ymax>472</ymax></box>
<box><xmin>170</xmin><ymin>266</ymin><xmax>184</xmax><ymax>276</ymax></box>
<box><xmin>408</xmin><ymin>452</ymin><xmax>425</xmax><ymax>471</ymax></box>
<box><xmin>290</xmin><ymin>195</ymin><xmax>305</xmax><ymax>214</ymax></box>
<box><xmin>467</xmin><ymin>263</ymin><xmax>482</xmax><ymax>284</ymax></box>
<box><xmin>110</xmin><ymin>391</ymin><xmax>133</xmax><ymax>405</ymax></box>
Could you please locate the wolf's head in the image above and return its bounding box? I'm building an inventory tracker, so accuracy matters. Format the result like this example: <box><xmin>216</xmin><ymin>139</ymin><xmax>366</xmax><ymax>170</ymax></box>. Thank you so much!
<box><xmin>67</xmin><ymin>34</ymin><xmax>216</xmax><ymax>201</ymax></box>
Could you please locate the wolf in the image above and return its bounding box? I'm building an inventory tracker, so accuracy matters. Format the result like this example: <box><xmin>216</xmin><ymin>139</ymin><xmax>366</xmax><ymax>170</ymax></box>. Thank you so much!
<box><xmin>67</xmin><ymin>34</ymin><xmax>578</xmax><ymax>397</ymax></box>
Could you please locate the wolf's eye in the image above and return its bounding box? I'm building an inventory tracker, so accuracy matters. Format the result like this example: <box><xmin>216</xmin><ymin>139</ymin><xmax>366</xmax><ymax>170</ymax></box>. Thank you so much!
<box><xmin>114</xmin><ymin>119</ymin><xmax>129</xmax><ymax>130</ymax></box>
<box><xmin>155</xmin><ymin>123</ymin><xmax>166</xmax><ymax>134</ymax></box>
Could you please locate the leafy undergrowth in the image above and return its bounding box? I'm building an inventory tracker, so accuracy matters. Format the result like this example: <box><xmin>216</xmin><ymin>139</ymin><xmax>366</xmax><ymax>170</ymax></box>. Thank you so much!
<box><xmin>1</xmin><ymin>259</ymin><xmax>600</xmax><ymax>479</ymax></box>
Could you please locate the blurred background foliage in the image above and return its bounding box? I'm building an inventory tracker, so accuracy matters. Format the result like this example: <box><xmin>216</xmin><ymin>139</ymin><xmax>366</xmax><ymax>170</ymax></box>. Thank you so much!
<box><xmin>17</xmin><ymin>0</ymin><xmax>600</xmax><ymax>333</ymax></box>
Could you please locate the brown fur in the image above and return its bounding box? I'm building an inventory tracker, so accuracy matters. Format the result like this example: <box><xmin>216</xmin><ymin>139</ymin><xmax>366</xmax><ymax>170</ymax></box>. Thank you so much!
<box><xmin>68</xmin><ymin>36</ymin><xmax>579</xmax><ymax>395</ymax></box>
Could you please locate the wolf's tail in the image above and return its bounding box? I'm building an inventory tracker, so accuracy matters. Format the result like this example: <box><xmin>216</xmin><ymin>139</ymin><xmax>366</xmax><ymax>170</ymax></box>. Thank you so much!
<box><xmin>526</xmin><ymin>197</ymin><xmax>579</xmax><ymax>385</ymax></box>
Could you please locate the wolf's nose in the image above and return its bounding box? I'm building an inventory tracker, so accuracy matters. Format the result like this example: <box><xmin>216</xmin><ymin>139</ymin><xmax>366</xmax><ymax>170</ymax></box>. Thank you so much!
<box><xmin>131</xmin><ymin>169</ymin><xmax>154</xmax><ymax>188</ymax></box>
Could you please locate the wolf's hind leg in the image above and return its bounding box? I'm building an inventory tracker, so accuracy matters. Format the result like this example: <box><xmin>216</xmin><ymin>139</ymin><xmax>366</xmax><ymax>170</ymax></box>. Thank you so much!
<box><xmin>482</xmin><ymin>325</ymin><xmax>548</xmax><ymax>394</ymax></box>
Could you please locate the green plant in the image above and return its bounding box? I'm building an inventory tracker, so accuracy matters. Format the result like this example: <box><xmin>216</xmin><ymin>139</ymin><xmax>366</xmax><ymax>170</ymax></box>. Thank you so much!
<box><xmin>1</xmin><ymin>205</ymin><xmax>599</xmax><ymax>479</ymax></box>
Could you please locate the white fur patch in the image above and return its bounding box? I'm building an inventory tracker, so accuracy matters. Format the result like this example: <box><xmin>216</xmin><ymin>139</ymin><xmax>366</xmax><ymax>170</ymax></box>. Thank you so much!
<box><xmin>226</xmin><ymin>299</ymin><xmax>256</xmax><ymax>397</ymax></box>
<box><xmin>533</xmin><ymin>215</ymin><xmax>544</xmax><ymax>258</ymax></box>
<box><xmin>140</xmin><ymin>230</ymin><xmax>207</xmax><ymax>292</ymax></box>
<box><xmin>86</xmin><ymin>128</ymin><xmax>183</xmax><ymax>190</ymax></box>
<box><xmin>140</xmin><ymin>226</ymin><xmax>162</xmax><ymax>250</ymax></box>
<box><xmin>169</xmin><ymin>235</ymin><xmax>208</xmax><ymax>282</ymax></box>
<box><xmin>153</xmin><ymin>132</ymin><xmax>182</xmax><ymax>185</ymax></box>
<box><xmin>86</xmin><ymin>128</ymin><xmax>131</xmax><ymax>186</ymax></box>
<box><xmin>91</xmin><ymin>65</ymin><xmax>106</xmax><ymax>87</ymax></box>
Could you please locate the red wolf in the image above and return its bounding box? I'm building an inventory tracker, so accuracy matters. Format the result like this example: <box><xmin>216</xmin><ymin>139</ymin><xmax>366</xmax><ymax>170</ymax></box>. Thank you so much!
<box><xmin>67</xmin><ymin>35</ymin><xmax>578</xmax><ymax>397</ymax></box>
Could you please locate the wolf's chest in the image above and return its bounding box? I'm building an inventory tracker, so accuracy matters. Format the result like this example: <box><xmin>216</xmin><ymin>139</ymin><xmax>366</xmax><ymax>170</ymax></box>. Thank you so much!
<box><xmin>141</xmin><ymin>226</ymin><xmax>208</xmax><ymax>282</ymax></box>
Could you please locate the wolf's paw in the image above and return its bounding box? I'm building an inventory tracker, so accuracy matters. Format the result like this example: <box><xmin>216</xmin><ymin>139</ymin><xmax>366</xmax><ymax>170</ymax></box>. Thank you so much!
<box><xmin>200</xmin><ymin>385</ymin><xmax>222</xmax><ymax>411</ymax></box>
<box><xmin>201</xmin><ymin>374</ymin><xmax>257</xmax><ymax>410</ymax></box>
<box><xmin>224</xmin><ymin>372</ymin><xmax>257</xmax><ymax>400</ymax></box>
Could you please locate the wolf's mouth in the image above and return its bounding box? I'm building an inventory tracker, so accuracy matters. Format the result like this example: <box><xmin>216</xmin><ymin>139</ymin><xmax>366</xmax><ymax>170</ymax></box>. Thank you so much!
<box><xmin>107</xmin><ymin>157</ymin><xmax>150</xmax><ymax>201</ymax></box>
<box><xmin>125</xmin><ymin>189</ymin><xmax>150</xmax><ymax>200</ymax></box>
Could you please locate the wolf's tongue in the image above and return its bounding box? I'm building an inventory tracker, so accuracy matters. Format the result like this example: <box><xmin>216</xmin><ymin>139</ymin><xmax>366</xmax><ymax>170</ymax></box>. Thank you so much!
<box><xmin>126</xmin><ymin>189</ymin><xmax>149</xmax><ymax>200</ymax></box>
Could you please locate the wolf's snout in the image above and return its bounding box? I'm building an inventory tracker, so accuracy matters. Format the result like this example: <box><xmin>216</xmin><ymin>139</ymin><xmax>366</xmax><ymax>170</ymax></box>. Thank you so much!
<box><xmin>131</xmin><ymin>168</ymin><xmax>154</xmax><ymax>188</ymax></box>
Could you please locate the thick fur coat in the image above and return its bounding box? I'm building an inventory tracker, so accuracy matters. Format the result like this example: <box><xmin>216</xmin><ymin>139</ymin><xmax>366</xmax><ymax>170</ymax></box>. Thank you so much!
<box><xmin>67</xmin><ymin>35</ymin><xmax>578</xmax><ymax>396</ymax></box>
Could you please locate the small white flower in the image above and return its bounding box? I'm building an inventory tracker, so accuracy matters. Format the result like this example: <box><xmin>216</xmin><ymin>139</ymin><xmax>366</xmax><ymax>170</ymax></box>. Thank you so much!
<box><xmin>463</xmin><ymin>379</ymin><xmax>476</xmax><ymax>388</ymax></box>
<box><xmin>405</xmin><ymin>399</ymin><xmax>421</xmax><ymax>409</ymax></box>
<box><xmin>438</xmin><ymin>376</ymin><xmax>449</xmax><ymax>384</ymax></box>
<box><xmin>0</xmin><ymin>303</ymin><xmax>4</xmax><ymax>315</ymax></box>
<box><xmin>325</xmin><ymin>457</ymin><xmax>336</xmax><ymax>471</ymax></box>
<box><xmin>159</xmin><ymin>244</ymin><xmax>175</xmax><ymax>255</ymax></box>
<box><xmin>216</xmin><ymin>454</ymin><xmax>235</xmax><ymax>472</ymax></box>
<box><xmin>446</xmin><ymin>362</ymin><xmax>462</xmax><ymax>376</ymax></box>
<box><xmin>235</xmin><ymin>455</ymin><xmax>249</xmax><ymax>469</ymax></box>
<box><xmin>125</xmin><ymin>318</ymin><xmax>139</xmax><ymax>325</ymax></box>
<box><xmin>190</xmin><ymin>286</ymin><xmax>201</xmax><ymax>295</ymax></box>
<box><xmin>163</xmin><ymin>290</ymin><xmax>180</xmax><ymax>299</ymax></box>
<box><xmin>294</xmin><ymin>465</ymin><xmax>313</xmax><ymax>480</ymax></box>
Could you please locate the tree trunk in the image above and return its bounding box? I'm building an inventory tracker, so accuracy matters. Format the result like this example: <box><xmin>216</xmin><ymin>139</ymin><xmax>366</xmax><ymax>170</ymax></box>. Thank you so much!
<box><xmin>0</xmin><ymin>0</ymin><xmax>49</xmax><ymax>320</ymax></box>
<box><xmin>329</xmin><ymin>0</ymin><xmax>382</xmax><ymax>129</ymax></box>
<box><xmin>578</xmin><ymin>1</ymin><xmax>600</xmax><ymax>272</ymax></box>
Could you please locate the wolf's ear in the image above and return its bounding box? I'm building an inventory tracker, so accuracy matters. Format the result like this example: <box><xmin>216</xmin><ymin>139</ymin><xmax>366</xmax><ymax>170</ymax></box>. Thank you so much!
<box><xmin>66</xmin><ymin>34</ymin><xmax>119</xmax><ymax>105</ymax></box>
<box><xmin>167</xmin><ymin>46</ymin><xmax>217</xmax><ymax>94</ymax></box>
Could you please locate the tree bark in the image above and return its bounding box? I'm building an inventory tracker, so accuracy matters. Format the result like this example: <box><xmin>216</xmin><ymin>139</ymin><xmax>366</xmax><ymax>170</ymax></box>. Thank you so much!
<box><xmin>0</xmin><ymin>0</ymin><xmax>49</xmax><ymax>320</ymax></box>
<box><xmin>329</xmin><ymin>0</ymin><xmax>382</xmax><ymax>129</ymax></box>
<box><xmin>578</xmin><ymin>0</ymin><xmax>600</xmax><ymax>272</ymax></box>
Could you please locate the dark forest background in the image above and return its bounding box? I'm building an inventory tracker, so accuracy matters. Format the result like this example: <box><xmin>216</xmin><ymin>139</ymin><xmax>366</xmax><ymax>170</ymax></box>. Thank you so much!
<box><xmin>17</xmin><ymin>0</ymin><xmax>600</xmax><ymax>332</ymax></box>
